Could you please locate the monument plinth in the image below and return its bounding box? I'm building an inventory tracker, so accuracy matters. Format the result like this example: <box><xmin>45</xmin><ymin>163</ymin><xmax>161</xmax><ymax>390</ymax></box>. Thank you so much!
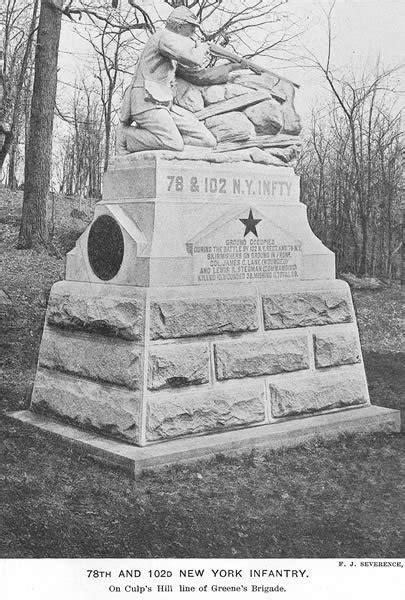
<box><xmin>19</xmin><ymin>149</ymin><xmax>398</xmax><ymax>460</ymax></box>
<box><xmin>66</xmin><ymin>152</ymin><xmax>334</xmax><ymax>287</ymax></box>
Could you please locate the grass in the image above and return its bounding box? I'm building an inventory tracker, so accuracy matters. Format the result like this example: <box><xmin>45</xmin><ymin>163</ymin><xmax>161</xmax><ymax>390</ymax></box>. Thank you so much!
<box><xmin>0</xmin><ymin>189</ymin><xmax>404</xmax><ymax>558</ymax></box>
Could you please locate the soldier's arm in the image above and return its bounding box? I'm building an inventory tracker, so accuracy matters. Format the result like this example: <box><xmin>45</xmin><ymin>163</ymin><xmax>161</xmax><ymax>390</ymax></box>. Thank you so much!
<box><xmin>176</xmin><ymin>63</ymin><xmax>241</xmax><ymax>86</ymax></box>
<box><xmin>158</xmin><ymin>30</ymin><xmax>208</xmax><ymax>68</ymax></box>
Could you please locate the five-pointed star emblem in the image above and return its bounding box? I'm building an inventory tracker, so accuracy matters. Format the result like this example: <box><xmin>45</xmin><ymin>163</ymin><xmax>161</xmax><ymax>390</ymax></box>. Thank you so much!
<box><xmin>239</xmin><ymin>209</ymin><xmax>262</xmax><ymax>237</ymax></box>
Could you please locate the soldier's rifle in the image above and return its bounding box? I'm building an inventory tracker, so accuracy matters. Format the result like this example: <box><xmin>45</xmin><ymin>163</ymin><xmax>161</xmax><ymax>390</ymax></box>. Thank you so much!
<box><xmin>208</xmin><ymin>44</ymin><xmax>300</xmax><ymax>90</ymax></box>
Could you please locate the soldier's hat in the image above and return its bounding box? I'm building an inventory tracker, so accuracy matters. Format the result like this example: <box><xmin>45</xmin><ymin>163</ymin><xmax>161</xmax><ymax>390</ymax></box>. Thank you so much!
<box><xmin>167</xmin><ymin>6</ymin><xmax>200</xmax><ymax>27</ymax></box>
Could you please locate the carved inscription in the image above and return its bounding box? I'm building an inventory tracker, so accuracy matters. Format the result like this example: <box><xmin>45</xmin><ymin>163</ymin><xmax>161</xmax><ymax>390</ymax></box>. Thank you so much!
<box><xmin>165</xmin><ymin>173</ymin><xmax>294</xmax><ymax>199</ymax></box>
<box><xmin>192</xmin><ymin>238</ymin><xmax>302</xmax><ymax>283</ymax></box>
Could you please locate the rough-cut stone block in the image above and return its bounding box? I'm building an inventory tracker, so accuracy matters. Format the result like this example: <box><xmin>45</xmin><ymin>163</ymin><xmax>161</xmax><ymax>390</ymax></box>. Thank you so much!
<box><xmin>269</xmin><ymin>367</ymin><xmax>368</xmax><ymax>418</ymax></box>
<box><xmin>39</xmin><ymin>328</ymin><xmax>141</xmax><ymax>389</ymax></box>
<box><xmin>196</xmin><ymin>90</ymin><xmax>269</xmax><ymax>120</ymax></box>
<box><xmin>47</xmin><ymin>292</ymin><xmax>145</xmax><ymax>340</ymax></box>
<box><xmin>205</xmin><ymin>112</ymin><xmax>255</xmax><ymax>143</ymax></box>
<box><xmin>202</xmin><ymin>85</ymin><xmax>226</xmax><ymax>105</ymax></box>
<box><xmin>229</xmin><ymin>71</ymin><xmax>282</xmax><ymax>97</ymax></box>
<box><xmin>262</xmin><ymin>291</ymin><xmax>352</xmax><ymax>330</ymax></box>
<box><xmin>281</xmin><ymin>103</ymin><xmax>302</xmax><ymax>136</ymax></box>
<box><xmin>31</xmin><ymin>369</ymin><xmax>141</xmax><ymax>444</ymax></box>
<box><xmin>146</xmin><ymin>383</ymin><xmax>266</xmax><ymax>441</ymax></box>
<box><xmin>150</xmin><ymin>296</ymin><xmax>258</xmax><ymax>340</ymax></box>
<box><xmin>314</xmin><ymin>330</ymin><xmax>361</xmax><ymax>368</ymax></box>
<box><xmin>244</xmin><ymin>99</ymin><xmax>283</xmax><ymax>135</ymax></box>
<box><xmin>249</xmin><ymin>148</ymin><xmax>285</xmax><ymax>166</ymax></box>
<box><xmin>174</xmin><ymin>78</ymin><xmax>204</xmax><ymax>112</ymax></box>
<box><xmin>216</xmin><ymin>133</ymin><xmax>301</xmax><ymax>152</ymax></box>
<box><xmin>214</xmin><ymin>335</ymin><xmax>309</xmax><ymax>381</ymax></box>
<box><xmin>268</xmin><ymin>146</ymin><xmax>298</xmax><ymax>164</ymax></box>
<box><xmin>148</xmin><ymin>343</ymin><xmax>209</xmax><ymax>390</ymax></box>
<box><xmin>224</xmin><ymin>83</ymin><xmax>249</xmax><ymax>99</ymax></box>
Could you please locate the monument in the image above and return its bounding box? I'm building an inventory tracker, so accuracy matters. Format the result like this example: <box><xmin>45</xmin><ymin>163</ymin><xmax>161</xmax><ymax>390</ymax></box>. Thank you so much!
<box><xmin>13</xmin><ymin>7</ymin><xmax>399</xmax><ymax>476</ymax></box>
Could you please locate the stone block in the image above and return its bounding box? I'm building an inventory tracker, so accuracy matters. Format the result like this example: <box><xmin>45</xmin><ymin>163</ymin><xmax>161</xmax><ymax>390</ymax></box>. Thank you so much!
<box><xmin>249</xmin><ymin>148</ymin><xmax>285</xmax><ymax>166</ymax></box>
<box><xmin>314</xmin><ymin>330</ymin><xmax>361</xmax><ymax>368</ymax></box>
<box><xmin>224</xmin><ymin>83</ymin><xmax>249</xmax><ymax>99</ymax></box>
<box><xmin>202</xmin><ymin>85</ymin><xmax>226</xmax><ymax>105</ymax></box>
<box><xmin>205</xmin><ymin>112</ymin><xmax>255</xmax><ymax>143</ymax></box>
<box><xmin>148</xmin><ymin>343</ymin><xmax>209</xmax><ymax>390</ymax></box>
<box><xmin>262</xmin><ymin>291</ymin><xmax>352</xmax><ymax>330</ymax></box>
<box><xmin>268</xmin><ymin>146</ymin><xmax>298</xmax><ymax>164</ymax></box>
<box><xmin>39</xmin><ymin>328</ymin><xmax>141</xmax><ymax>389</ymax></box>
<box><xmin>229</xmin><ymin>71</ymin><xmax>282</xmax><ymax>96</ymax></box>
<box><xmin>31</xmin><ymin>369</ymin><xmax>141</xmax><ymax>444</ymax></box>
<box><xmin>150</xmin><ymin>295</ymin><xmax>258</xmax><ymax>340</ymax></box>
<box><xmin>196</xmin><ymin>90</ymin><xmax>269</xmax><ymax>120</ymax></box>
<box><xmin>281</xmin><ymin>103</ymin><xmax>302</xmax><ymax>136</ymax></box>
<box><xmin>47</xmin><ymin>292</ymin><xmax>145</xmax><ymax>340</ymax></box>
<box><xmin>269</xmin><ymin>367</ymin><xmax>368</xmax><ymax>418</ymax></box>
<box><xmin>244</xmin><ymin>99</ymin><xmax>283</xmax><ymax>135</ymax></box>
<box><xmin>214</xmin><ymin>334</ymin><xmax>309</xmax><ymax>380</ymax></box>
<box><xmin>174</xmin><ymin>78</ymin><xmax>204</xmax><ymax>112</ymax></box>
<box><xmin>146</xmin><ymin>383</ymin><xmax>266</xmax><ymax>441</ymax></box>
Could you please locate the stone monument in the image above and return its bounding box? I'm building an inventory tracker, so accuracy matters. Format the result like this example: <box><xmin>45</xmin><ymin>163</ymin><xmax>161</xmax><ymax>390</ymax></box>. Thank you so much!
<box><xmin>13</xmin><ymin>7</ymin><xmax>399</xmax><ymax>476</ymax></box>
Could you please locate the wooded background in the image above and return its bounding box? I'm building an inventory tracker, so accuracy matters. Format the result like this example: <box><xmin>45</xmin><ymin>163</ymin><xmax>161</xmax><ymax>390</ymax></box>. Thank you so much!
<box><xmin>0</xmin><ymin>0</ymin><xmax>403</xmax><ymax>278</ymax></box>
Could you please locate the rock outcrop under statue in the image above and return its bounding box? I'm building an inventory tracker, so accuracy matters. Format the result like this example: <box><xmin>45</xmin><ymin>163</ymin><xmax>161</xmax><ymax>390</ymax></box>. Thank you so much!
<box><xmin>173</xmin><ymin>68</ymin><xmax>302</xmax><ymax>165</ymax></box>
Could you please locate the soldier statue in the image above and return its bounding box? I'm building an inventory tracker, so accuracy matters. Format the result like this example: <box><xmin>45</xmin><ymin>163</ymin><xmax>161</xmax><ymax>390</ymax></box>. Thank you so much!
<box><xmin>117</xmin><ymin>6</ymin><xmax>241</xmax><ymax>154</ymax></box>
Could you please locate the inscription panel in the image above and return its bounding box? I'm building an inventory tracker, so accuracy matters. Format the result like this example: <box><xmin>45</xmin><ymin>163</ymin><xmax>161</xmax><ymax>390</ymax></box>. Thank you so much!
<box><xmin>192</xmin><ymin>238</ymin><xmax>302</xmax><ymax>284</ymax></box>
<box><xmin>188</xmin><ymin>207</ymin><xmax>302</xmax><ymax>284</ymax></box>
<box><xmin>158</xmin><ymin>163</ymin><xmax>299</xmax><ymax>203</ymax></box>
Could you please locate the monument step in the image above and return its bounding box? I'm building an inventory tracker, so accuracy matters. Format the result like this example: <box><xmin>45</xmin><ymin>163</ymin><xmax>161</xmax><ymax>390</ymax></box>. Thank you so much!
<box><xmin>8</xmin><ymin>406</ymin><xmax>400</xmax><ymax>480</ymax></box>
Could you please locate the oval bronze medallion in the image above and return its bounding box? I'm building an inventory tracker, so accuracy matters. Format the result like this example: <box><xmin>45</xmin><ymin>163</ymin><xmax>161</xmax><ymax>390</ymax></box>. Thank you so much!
<box><xmin>87</xmin><ymin>215</ymin><xmax>124</xmax><ymax>281</ymax></box>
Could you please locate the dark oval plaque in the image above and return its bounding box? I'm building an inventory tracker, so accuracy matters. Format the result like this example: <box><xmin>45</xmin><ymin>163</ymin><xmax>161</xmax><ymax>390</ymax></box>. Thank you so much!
<box><xmin>87</xmin><ymin>215</ymin><xmax>124</xmax><ymax>281</ymax></box>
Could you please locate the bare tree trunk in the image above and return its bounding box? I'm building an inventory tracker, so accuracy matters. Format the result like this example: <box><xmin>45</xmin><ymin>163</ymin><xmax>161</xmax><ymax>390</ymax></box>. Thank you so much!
<box><xmin>8</xmin><ymin>139</ymin><xmax>19</xmax><ymax>190</ymax></box>
<box><xmin>358</xmin><ymin>215</ymin><xmax>368</xmax><ymax>276</ymax></box>
<box><xmin>18</xmin><ymin>0</ymin><xmax>63</xmax><ymax>248</ymax></box>
<box><xmin>0</xmin><ymin>0</ymin><xmax>40</xmax><ymax>173</ymax></box>
<box><xmin>104</xmin><ymin>92</ymin><xmax>112</xmax><ymax>172</ymax></box>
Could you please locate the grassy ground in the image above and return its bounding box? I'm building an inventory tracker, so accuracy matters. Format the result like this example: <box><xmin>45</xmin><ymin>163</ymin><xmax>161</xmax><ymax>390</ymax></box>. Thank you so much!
<box><xmin>0</xmin><ymin>189</ymin><xmax>404</xmax><ymax>558</ymax></box>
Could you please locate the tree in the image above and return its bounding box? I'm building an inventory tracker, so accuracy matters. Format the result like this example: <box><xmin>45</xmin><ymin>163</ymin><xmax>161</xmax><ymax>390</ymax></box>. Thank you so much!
<box><xmin>300</xmin><ymin>1</ymin><xmax>403</xmax><ymax>276</ymax></box>
<box><xmin>17</xmin><ymin>0</ymin><xmax>153</xmax><ymax>248</ymax></box>
<box><xmin>58</xmin><ymin>79</ymin><xmax>104</xmax><ymax>197</ymax></box>
<box><xmin>18</xmin><ymin>0</ymin><xmax>63</xmax><ymax>247</ymax></box>
<box><xmin>298</xmin><ymin>80</ymin><xmax>402</xmax><ymax>278</ymax></box>
<box><xmin>0</xmin><ymin>0</ymin><xmax>40</xmax><ymax>174</ymax></box>
<box><xmin>77</xmin><ymin>5</ymin><xmax>145</xmax><ymax>171</ymax></box>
